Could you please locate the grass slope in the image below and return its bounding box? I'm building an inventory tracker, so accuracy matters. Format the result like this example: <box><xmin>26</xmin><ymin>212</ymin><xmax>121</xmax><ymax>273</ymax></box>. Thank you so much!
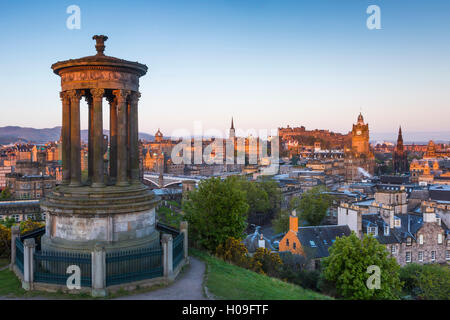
<box><xmin>191</xmin><ymin>249</ymin><xmax>331</xmax><ymax>300</ymax></box>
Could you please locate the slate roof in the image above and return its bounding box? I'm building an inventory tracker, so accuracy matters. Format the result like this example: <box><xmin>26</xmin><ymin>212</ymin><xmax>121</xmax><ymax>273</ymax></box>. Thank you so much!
<box><xmin>361</xmin><ymin>213</ymin><xmax>424</xmax><ymax>244</ymax></box>
<box><xmin>296</xmin><ymin>225</ymin><xmax>351</xmax><ymax>259</ymax></box>
<box><xmin>429</xmin><ymin>185</ymin><xmax>450</xmax><ymax>201</ymax></box>
<box><xmin>380</xmin><ymin>175</ymin><xmax>410</xmax><ymax>185</ymax></box>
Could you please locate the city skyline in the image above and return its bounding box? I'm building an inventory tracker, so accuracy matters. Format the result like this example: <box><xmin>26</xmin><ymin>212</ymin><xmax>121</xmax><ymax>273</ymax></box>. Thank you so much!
<box><xmin>1</xmin><ymin>0</ymin><xmax>449</xmax><ymax>140</ymax></box>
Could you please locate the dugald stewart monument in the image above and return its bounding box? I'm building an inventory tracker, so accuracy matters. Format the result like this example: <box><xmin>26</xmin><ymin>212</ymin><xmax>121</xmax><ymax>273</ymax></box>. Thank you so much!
<box><xmin>42</xmin><ymin>35</ymin><xmax>160</xmax><ymax>253</ymax></box>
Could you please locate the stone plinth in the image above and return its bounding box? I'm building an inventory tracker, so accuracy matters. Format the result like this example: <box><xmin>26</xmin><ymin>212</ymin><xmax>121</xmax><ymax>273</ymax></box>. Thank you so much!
<box><xmin>40</xmin><ymin>183</ymin><xmax>160</xmax><ymax>253</ymax></box>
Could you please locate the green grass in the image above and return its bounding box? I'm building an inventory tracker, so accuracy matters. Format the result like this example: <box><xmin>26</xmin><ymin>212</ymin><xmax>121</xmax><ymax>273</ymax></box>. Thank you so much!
<box><xmin>0</xmin><ymin>269</ymin><xmax>95</xmax><ymax>299</ymax></box>
<box><xmin>0</xmin><ymin>258</ymin><xmax>10</xmax><ymax>268</ymax></box>
<box><xmin>191</xmin><ymin>248</ymin><xmax>331</xmax><ymax>300</ymax></box>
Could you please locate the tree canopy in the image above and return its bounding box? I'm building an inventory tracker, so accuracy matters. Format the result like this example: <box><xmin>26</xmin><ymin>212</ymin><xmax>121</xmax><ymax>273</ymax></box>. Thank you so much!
<box><xmin>183</xmin><ymin>177</ymin><xmax>249</xmax><ymax>252</ymax></box>
<box><xmin>322</xmin><ymin>232</ymin><xmax>402</xmax><ymax>300</ymax></box>
<box><xmin>291</xmin><ymin>186</ymin><xmax>332</xmax><ymax>226</ymax></box>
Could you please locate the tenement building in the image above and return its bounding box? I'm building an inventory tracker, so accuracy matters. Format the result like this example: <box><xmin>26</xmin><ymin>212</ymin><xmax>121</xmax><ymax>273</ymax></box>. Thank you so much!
<box><xmin>338</xmin><ymin>188</ymin><xmax>450</xmax><ymax>266</ymax></box>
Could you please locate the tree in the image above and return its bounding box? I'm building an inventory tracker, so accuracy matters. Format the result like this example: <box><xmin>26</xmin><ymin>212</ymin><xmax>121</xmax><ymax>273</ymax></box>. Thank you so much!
<box><xmin>272</xmin><ymin>209</ymin><xmax>290</xmax><ymax>234</ymax></box>
<box><xmin>227</xmin><ymin>176</ymin><xmax>270</xmax><ymax>215</ymax></box>
<box><xmin>183</xmin><ymin>177</ymin><xmax>249</xmax><ymax>252</ymax></box>
<box><xmin>0</xmin><ymin>187</ymin><xmax>12</xmax><ymax>201</ymax></box>
<box><xmin>292</xmin><ymin>186</ymin><xmax>332</xmax><ymax>226</ymax></box>
<box><xmin>321</xmin><ymin>232</ymin><xmax>402</xmax><ymax>300</ymax></box>
<box><xmin>258</xmin><ymin>177</ymin><xmax>282</xmax><ymax>218</ymax></box>
<box><xmin>400</xmin><ymin>263</ymin><xmax>450</xmax><ymax>300</ymax></box>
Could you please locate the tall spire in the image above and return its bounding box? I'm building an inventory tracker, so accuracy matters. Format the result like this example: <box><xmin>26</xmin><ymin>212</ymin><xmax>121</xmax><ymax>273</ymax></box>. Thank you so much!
<box><xmin>397</xmin><ymin>126</ymin><xmax>403</xmax><ymax>143</ymax></box>
<box><xmin>231</xmin><ymin>117</ymin><xmax>234</xmax><ymax>130</ymax></box>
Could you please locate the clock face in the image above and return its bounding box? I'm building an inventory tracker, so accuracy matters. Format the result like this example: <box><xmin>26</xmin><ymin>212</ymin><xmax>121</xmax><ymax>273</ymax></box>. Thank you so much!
<box><xmin>356</xmin><ymin>130</ymin><xmax>362</xmax><ymax>135</ymax></box>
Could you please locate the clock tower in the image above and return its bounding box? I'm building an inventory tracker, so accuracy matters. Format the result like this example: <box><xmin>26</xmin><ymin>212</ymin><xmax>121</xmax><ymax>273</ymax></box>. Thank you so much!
<box><xmin>344</xmin><ymin>112</ymin><xmax>375</xmax><ymax>181</ymax></box>
<box><xmin>351</xmin><ymin>113</ymin><xmax>370</xmax><ymax>155</ymax></box>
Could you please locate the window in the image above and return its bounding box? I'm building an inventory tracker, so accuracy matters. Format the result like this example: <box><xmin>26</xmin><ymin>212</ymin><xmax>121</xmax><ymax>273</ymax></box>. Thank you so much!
<box><xmin>406</xmin><ymin>237</ymin><xmax>412</xmax><ymax>246</ymax></box>
<box><xmin>418</xmin><ymin>251</ymin><xmax>423</xmax><ymax>262</ymax></box>
<box><xmin>395</xmin><ymin>219</ymin><xmax>401</xmax><ymax>227</ymax></box>
<box><xmin>438</xmin><ymin>234</ymin><xmax>443</xmax><ymax>244</ymax></box>
<box><xmin>13</xmin><ymin>215</ymin><xmax>20</xmax><ymax>222</ymax></box>
<box><xmin>406</xmin><ymin>252</ymin><xmax>411</xmax><ymax>263</ymax></box>
<box><xmin>368</xmin><ymin>226</ymin><xmax>377</xmax><ymax>236</ymax></box>
<box><xmin>391</xmin><ymin>245</ymin><xmax>396</xmax><ymax>255</ymax></box>
<box><xmin>310</xmin><ymin>240</ymin><xmax>317</xmax><ymax>247</ymax></box>
<box><xmin>431</xmin><ymin>251</ymin><xmax>436</xmax><ymax>261</ymax></box>
<box><xmin>419</xmin><ymin>234</ymin><xmax>423</xmax><ymax>245</ymax></box>
<box><xmin>384</xmin><ymin>225</ymin><xmax>389</xmax><ymax>236</ymax></box>
<box><xmin>286</xmin><ymin>239</ymin><xmax>289</xmax><ymax>247</ymax></box>
<box><xmin>446</xmin><ymin>250</ymin><xmax>450</xmax><ymax>261</ymax></box>
<box><xmin>293</xmin><ymin>242</ymin><xmax>296</xmax><ymax>250</ymax></box>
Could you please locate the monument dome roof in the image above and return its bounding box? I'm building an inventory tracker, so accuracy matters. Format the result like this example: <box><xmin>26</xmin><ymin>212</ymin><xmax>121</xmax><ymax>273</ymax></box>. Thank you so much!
<box><xmin>51</xmin><ymin>35</ymin><xmax>148</xmax><ymax>77</ymax></box>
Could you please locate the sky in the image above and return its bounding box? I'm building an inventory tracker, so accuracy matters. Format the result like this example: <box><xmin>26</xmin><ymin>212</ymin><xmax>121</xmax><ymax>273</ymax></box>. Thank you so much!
<box><xmin>0</xmin><ymin>0</ymin><xmax>449</xmax><ymax>142</ymax></box>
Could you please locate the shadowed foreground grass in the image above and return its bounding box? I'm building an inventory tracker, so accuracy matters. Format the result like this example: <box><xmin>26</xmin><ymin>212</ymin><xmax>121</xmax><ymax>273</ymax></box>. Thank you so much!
<box><xmin>191</xmin><ymin>248</ymin><xmax>331</xmax><ymax>300</ymax></box>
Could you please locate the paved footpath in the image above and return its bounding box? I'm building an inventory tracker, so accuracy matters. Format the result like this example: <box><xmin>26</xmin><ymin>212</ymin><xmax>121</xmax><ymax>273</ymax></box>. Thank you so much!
<box><xmin>116</xmin><ymin>256</ymin><xmax>208</xmax><ymax>300</ymax></box>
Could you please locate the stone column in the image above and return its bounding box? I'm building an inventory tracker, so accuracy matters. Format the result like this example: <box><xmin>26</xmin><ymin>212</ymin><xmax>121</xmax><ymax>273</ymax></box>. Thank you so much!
<box><xmin>162</xmin><ymin>234</ymin><xmax>173</xmax><ymax>279</ymax></box>
<box><xmin>60</xmin><ymin>91</ymin><xmax>71</xmax><ymax>184</ymax></box>
<box><xmin>180</xmin><ymin>221</ymin><xmax>189</xmax><ymax>262</ymax></box>
<box><xmin>129</xmin><ymin>92</ymin><xmax>141</xmax><ymax>183</ymax></box>
<box><xmin>22</xmin><ymin>238</ymin><xmax>36</xmax><ymax>291</ymax></box>
<box><xmin>10</xmin><ymin>225</ymin><xmax>20</xmax><ymax>270</ymax></box>
<box><xmin>91</xmin><ymin>88</ymin><xmax>105</xmax><ymax>187</ymax></box>
<box><xmin>86</xmin><ymin>94</ymin><xmax>94</xmax><ymax>183</ymax></box>
<box><xmin>91</xmin><ymin>243</ymin><xmax>106</xmax><ymax>297</ymax></box>
<box><xmin>68</xmin><ymin>90</ymin><xmax>82</xmax><ymax>187</ymax></box>
<box><xmin>127</xmin><ymin>100</ymin><xmax>131</xmax><ymax>179</ymax></box>
<box><xmin>113</xmin><ymin>89</ymin><xmax>130</xmax><ymax>186</ymax></box>
<box><xmin>107</xmin><ymin>95</ymin><xmax>118</xmax><ymax>179</ymax></box>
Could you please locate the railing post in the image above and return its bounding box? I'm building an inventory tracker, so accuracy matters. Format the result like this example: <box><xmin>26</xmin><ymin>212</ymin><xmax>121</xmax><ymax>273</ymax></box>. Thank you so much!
<box><xmin>162</xmin><ymin>234</ymin><xmax>173</xmax><ymax>279</ymax></box>
<box><xmin>22</xmin><ymin>238</ymin><xmax>35</xmax><ymax>291</ymax></box>
<box><xmin>91</xmin><ymin>243</ymin><xmax>106</xmax><ymax>297</ymax></box>
<box><xmin>10</xmin><ymin>225</ymin><xmax>20</xmax><ymax>270</ymax></box>
<box><xmin>180</xmin><ymin>221</ymin><xmax>189</xmax><ymax>263</ymax></box>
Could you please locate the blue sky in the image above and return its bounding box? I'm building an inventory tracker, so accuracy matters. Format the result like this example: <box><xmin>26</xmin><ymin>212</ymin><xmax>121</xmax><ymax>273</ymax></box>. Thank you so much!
<box><xmin>0</xmin><ymin>0</ymin><xmax>449</xmax><ymax>142</ymax></box>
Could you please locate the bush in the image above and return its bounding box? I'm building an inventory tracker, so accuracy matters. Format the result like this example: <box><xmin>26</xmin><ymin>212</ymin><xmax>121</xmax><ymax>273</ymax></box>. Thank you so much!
<box><xmin>400</xmin><ymin>263</ymin><xmax>450</xmax><ymax>300</ymax></box>
<box><xmin>279</xmin><ymin>252</ymin><xmax>320</xmax><ymax>291</ymax></box>
<box><xmin>216</xmin><ymin>237</ymin><xmax>250</xmax><ymax>268</ymax></box>
<box><xmin>20</xmin><ymin>219</ymin><xmax>44</xmax><ymax>235</ymax></box>
<box><xmin>0</xmin><ymin>219</ymin><xmax>44</xmax><ymax>259</ymax></box>
<box><xmin>249</xmin><ymin>247</ymin><xmax>283</xmax><ymax>277</ymax></box>
<box><xmin>0</xmin><ymin>224</ymin><xmax>11</xmax><ymax>258</ymax></box>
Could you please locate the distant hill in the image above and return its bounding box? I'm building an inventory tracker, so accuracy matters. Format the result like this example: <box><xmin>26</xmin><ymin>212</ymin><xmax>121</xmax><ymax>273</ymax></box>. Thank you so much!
<box><xmin>0</xmin><ymin>126</ymin><xmax>155</xmax><ymax>145</ymax></box>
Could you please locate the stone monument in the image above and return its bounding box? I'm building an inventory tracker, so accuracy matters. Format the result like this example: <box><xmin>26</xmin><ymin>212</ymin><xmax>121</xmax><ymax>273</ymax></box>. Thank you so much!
<box><xmin>41</xmin><ymin>35</ymin><xmax>159</xmax><ymax>253</ymax></box>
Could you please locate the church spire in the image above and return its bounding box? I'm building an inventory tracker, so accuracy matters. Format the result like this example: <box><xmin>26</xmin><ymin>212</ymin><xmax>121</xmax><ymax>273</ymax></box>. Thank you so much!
<box><xmin>397</xmin><ymin>126</ymin><xmax>403</xmax><ymax>144</ymax></box>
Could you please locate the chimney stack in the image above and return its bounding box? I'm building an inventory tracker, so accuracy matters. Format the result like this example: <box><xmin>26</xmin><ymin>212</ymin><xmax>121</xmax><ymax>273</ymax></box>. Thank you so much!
<box><xmin>290</xmin><ymin>210</ymin><xmax>298</xmax><ymax>234</ymax></box>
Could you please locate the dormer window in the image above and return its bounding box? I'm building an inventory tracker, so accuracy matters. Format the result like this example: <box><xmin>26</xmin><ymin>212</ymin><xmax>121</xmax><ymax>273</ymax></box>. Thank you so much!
<box><xmin>419</xmin><ymin>234</ymin><xmax>424</xmax><ymax>245</ymax></box>
<box><xmin>384</xmin><ymin>225</ymin><xmax>389</xmax><ymax>236</ymax></box>
<box><xmin>406</xmin><ymin>237</ymin><xmax>412</xmax><ymax>246</ymax></box>
<box><xmin>368</xmin><ymin>226</ymin><xmax>377</xmax><ymax>236</ymax></box>
<box><xmin>394</xmin><ymin>218</ymin><xmax>401</xmax><ymax>228</ymax></box>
